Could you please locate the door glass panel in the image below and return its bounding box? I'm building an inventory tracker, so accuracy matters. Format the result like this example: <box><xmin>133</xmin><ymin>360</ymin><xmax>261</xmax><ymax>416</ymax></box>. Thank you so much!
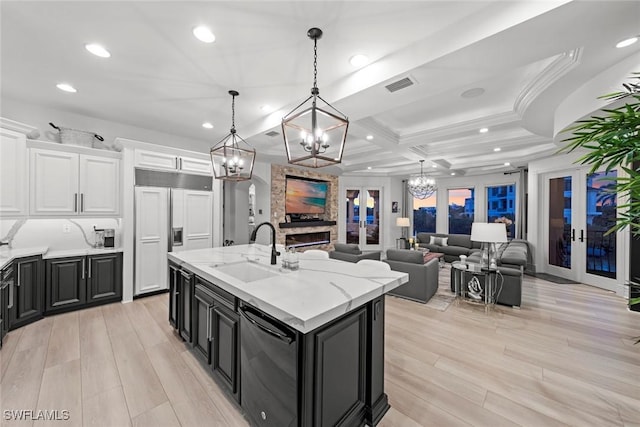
<box><xmin>365</xmin><ymin>190</ymin><xmax>380</xmax><ymax>245</ymax></box>
<box><xmin>586</xmin><ymin>171</ymin><xmax>617</xmax><ymax>278</ymax></box>
<box><xmin>486</xmin><ymin>184</ymin><xmax>515</xmax><ymax>238</ymax></box>
<box><xmin>448</xmin><ymin>188</ymin><xmax>474</xmax><ymax>234</ymax></box>
<box><xmin>413</xmin><ymin>191</ymin><xmax>437</xmax><ymax>233</ymax></box>
<box><xmin>345</xmin><ymin>189</ymin><xmax>360</xmax><ymax>244</ymax></box>
<box><xmin>549</xmin><ymin>176</ymin><xmax>571</xmax><ymax>268</ymax></box>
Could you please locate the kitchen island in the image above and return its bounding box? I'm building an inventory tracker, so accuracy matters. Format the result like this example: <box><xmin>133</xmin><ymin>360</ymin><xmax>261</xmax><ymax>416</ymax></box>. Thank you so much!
<box><xmin>168</xmin><ymin>244</ymin><xmax>408</xmax><ymax>427</ymax></box>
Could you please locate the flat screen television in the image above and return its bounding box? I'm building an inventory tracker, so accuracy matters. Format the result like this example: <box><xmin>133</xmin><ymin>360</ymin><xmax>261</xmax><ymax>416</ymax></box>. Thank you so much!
<box><xmin>285</xmin><ymin>176</ymin><xmax>328</xmax><ymax>215</ymax></box>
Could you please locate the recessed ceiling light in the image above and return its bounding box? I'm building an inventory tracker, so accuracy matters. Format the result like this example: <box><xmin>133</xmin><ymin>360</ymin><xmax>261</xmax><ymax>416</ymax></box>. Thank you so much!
<box><xmin>193</xmin><ymin>26</ymin><xmax>216</xmax><ymax>43</ymax></box>
<box><xmin>349</xmin><ymin>54</ymin><xmax>369</xmax><ymax>67</ymax></box>
<box><xmin>261</xmin><ymin>105</ymin><xmax>273</xmax><ymax>113</ymax></box>
<box><xmin>367</xmin><ymin>166</ymin><xmax>372</xmax><ymax>170</ymax></box>
<box><xmin>494</xmin><ymin>147</ymin><xmax>501</xmax><ymax>152</ymax></box>
<box><xmin>450</xmin><ymin>172</ymin><xmax>456</xmax><ymax>176</ymax></box>
<box><xmin>432</xmin><ymin>164</ymin><xmax>437</xmax><ymax>168</ymax></box>
<box><xmin>504</xmin><ymin>162</ymin><xmax>511</xmax><ymax>166</ymax></box>
<box><xmin>461</xmin><ymin>87</ymin><xmax>485</xmax><ymax>98</ymax></box>
<box><xmin>479</xmin><ymin>127</ymin><xmax>489</xmax><ymax>133</ymax></box>
<box><xmin>616</xmin><ymin>36</ymin><xmax>638</xmax><ymax>48</ymax></box>
<box><xmin>56</xmin><ymin>83</ymin><xmax>77</xmax><ymax>93</ymax></box>
<box><xmin>85</xmin><ymin>43</ymin><xmax>110</xmax><ymax>58</ymax></box>
<box><xmin>202</xmin><ymin>122</ymin><xmax>214</xmax><ymax>129</ymax></box>
<box><xmin>366</xmin><ymin>135</ymin><xmax>374</xmax><ymax>140</ymax></box>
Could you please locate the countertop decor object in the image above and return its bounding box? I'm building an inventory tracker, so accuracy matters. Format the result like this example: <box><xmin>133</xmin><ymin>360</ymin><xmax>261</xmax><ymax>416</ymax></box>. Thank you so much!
<box><xmin>282</xmin><ymin>27</ymin><xmax>349</xmax><ymax>168</ymax></box>
<box><xmin>210</xmin><ymin>90</ymin><xmax>256</xmax><ymax>181</ymax></box>
<box><xmin>408</xmin><ymin>160</ymin><xmax>437</xmax><ymax>199</ymax></box>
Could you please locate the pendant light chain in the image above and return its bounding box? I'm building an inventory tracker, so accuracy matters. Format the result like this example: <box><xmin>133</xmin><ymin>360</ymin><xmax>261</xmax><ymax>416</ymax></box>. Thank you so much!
<box><xmin>231</xmin><ymin>92</ymin><xmax>236</xmax><ymax>131</ymax></box>
<box><xmin>313</xmin><ymin>37</ymin><xmax>318</xmax><ymax>91</ymax></box>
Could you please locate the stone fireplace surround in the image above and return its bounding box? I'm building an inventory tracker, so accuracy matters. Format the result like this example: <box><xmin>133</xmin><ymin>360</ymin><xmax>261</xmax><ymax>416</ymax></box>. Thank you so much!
<box><xmin>271</xmin><ymin>164</ymin><xmax>338</xmax><ymax>251</ymax></box>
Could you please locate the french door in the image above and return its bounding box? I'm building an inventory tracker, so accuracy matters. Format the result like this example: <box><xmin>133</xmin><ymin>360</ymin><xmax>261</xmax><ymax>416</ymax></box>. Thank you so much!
<box><xmin>344</xmin><ymin>187</ymin><xmax>382</xmax><ymax>251</ymax></box>
<box><xmin>543</xmin><ymin>167</ymin><xmax>621</xmax><ymax>291</ymax></box>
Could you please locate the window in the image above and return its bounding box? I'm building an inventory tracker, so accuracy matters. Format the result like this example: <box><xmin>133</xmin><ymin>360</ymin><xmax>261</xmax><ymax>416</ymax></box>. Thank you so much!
<box><xmin>448</xmin><ymin>188</ymin><xmax>474</xmax><ymax>234</ymax></box>
<box><xmin>413</xmin><ymin>192</ymin><xmax>437</xmax><ymax>233</ymax></box>
<box><xmin>486</xmin><ymin>184</ymin><xmax>515</xmax><ymax>237</ymax></box>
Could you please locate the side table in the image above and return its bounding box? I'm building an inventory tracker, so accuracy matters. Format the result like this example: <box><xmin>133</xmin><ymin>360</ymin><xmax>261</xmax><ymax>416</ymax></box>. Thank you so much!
<box><xmin>451</xmin><ymin>261</ymin><xmax>498</xmax><ymax>305</ymax></box>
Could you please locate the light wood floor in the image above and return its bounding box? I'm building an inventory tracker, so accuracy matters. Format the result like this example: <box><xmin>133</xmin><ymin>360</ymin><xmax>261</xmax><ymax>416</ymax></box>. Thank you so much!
<box><xmin>1</xmin><ymin>267</ymin><xmax>638</xmax><ymax>426</ymax></box>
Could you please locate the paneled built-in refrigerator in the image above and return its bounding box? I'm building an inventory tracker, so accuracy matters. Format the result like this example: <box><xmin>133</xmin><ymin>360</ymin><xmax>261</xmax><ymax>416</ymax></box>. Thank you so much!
<box><xmin>135</xmin><ymin>178</ymin><xmax>213</xmax><ymax>296</ymax></box>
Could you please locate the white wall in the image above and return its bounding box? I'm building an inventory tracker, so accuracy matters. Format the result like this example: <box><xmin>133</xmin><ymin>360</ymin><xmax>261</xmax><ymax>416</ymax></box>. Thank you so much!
<box><xmin>223</xmin><ymin>161</ymin><xmax>271</xmax><ymax>245</ymax></box>
<box><xmin>3</xmin><ymin>98</ymin><xmax>210</xmax><ymax>153</ymax></box>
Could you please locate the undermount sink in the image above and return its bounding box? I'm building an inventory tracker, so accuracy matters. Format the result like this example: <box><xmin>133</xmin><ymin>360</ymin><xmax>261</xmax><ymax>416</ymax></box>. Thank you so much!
<box><xmin>212</xmin><ymin>261</ymin><xmax>279</xmax><ymax>283</ymax></box>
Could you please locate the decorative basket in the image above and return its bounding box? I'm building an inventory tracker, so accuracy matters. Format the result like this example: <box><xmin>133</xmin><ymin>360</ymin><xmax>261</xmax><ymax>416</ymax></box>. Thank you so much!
<box><xmin>49</xmin><ymin>122</ymin><xmax>104</xmax><ymax>148</ymax></box>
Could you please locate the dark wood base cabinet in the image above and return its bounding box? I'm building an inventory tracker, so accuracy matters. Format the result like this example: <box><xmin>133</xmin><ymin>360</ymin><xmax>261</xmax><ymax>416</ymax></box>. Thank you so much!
<box><xmin>46</xmin><ymin>253</ymin><xmax>122</xmax><ymax>315</ymax></box>
<box><xmin>10</xmin><ymin>256</ymin><xmax>44</xmax><ymax>330</ymax></box>
<box><xmin>172</xmin><ymin>264</ymin><xmax>389</xmax><ymax>427</ymax></box>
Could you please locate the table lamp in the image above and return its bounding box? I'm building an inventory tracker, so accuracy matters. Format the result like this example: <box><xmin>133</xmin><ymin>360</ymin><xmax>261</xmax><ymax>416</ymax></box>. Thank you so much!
<box><xmin>396</xmin><ymin>217</ymin><xmax>410</xmax><ymax>249</ymax></box>
<box><xmin>470</xmin><ymin>222</ymin><xmax>508</xmax><ymax>269</ymax></box>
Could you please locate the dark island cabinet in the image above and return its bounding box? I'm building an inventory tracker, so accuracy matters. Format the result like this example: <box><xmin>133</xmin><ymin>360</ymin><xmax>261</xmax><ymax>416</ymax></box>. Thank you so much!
<box><xmin>10</xmin><ymin>255</ymin><xmax>44</xmax><ymax>329</ymax></box>
<box><xmin>1</xmin><ymin>264</ymin><xmax>14</xmax><ymax>346</ymax></box>
<box><xmin>168</xmin><ymin>262</ymin><xmax>195</xmax><ymax>344</ymax></box>
<box><xmin>191</xmin><ymin>276</ymin><xmax>239</xmax><ymax>402</ymax></box>
<box><xmin>46</xmin><ymin>253</ymin><xmax>122</xmax><ymax>314</ymax></box>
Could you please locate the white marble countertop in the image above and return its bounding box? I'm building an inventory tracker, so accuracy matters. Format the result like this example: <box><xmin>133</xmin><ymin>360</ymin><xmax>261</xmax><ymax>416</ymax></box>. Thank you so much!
<box><xmin>43</xmin><ymin>247</ymin><xmax>123</xmax><ymax>260</ymax></box>
<box><xmin>168</xmin><ymin>244</ymin><xmax>408</xmax><ymax>334</ymax></box>
<box><xmin>0</xmin><ymin>246</ymin><xmax>123</xmax><ymax>269</ymax></box>
<box><xmin>0</xmin><ymin>246</ymin><xmax>49</xmax><ymax>270</ymax></box>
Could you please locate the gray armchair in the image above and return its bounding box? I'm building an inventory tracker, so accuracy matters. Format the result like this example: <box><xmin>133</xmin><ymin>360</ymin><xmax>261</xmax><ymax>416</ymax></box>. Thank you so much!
<box><xmin>383</xmin><ymin>249</ymin><xmax>439</xmax><ymax>303</ymax></box>
<box><xmin>328</xmin><ymin>243</ymin><xmax>381</xmax><ymax>263</ymax></box>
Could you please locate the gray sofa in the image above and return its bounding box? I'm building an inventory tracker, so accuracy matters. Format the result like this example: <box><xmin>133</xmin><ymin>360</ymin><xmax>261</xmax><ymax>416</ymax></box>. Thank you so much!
<box><xmin>416</xmin><ymin>232</ymin><xmax>481</xmax><ymax>262</ymax></box>
<box><xmin>449</xmin><ymin>239</ymin><xmax>531</xmax><ymax>307</ymax></box>
<box><xmin>383</xmin><ymin>249</ymin><xmax>439</xmax><ymax>303</ymax></box>
<box><xmin>328</xmin><ymin>243</ymin><xmax>381</xmax><ymax>263</ymax></box>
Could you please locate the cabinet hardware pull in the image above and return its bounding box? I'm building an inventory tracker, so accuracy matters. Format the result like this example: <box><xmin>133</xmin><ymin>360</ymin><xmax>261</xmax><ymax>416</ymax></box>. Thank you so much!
<box><xmin>74</xmin><ymin>193</ymin><xmax>78</xmax><ymax>212</ymax></box>
<box><xmin>16</xmin><ymin>265</ymin><xmax>20</xmax><ymax>287</ymax></box>
<box><xmin>179</xmin><ymin>158</ymin><xmax>183</xmax><ymax>170</ymax></box>
<box><xmin>82</xmin><ymin>258</ymin><xmax>85</xmax><ymax>280</ymax></box>
<box><xmin>81</xmin><ymin>193</ymin><xmax>84</xmax><ymax>212</ymax></box>
<box><xmin>88</xmin><ymin>259</ymin><xmax>92</xmax><ymax>278</ymax></box>
<box><xmin>207</xmin><ymin>305</ymin><xmax>213</xmax><ymax>341</ymax></box>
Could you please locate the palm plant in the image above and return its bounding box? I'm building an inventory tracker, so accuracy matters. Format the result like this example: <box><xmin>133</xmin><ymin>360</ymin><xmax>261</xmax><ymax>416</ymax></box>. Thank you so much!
<box><xmin>559</xmin><ymin>73</ymin><xmax>640</xmax><ymax>237</ymax></box>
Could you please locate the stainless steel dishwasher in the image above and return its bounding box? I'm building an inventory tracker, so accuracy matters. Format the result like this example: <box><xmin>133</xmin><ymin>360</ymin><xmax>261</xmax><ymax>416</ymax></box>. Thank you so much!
<box><xmin>239</xmin><ymin>303</ymin><xmax>297</xmax><ymax>427</ymax></box>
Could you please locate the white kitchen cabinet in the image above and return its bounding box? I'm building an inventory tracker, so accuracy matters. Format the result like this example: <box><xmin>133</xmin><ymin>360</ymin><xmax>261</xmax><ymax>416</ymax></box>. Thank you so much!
<box><xmin>0</xmin><ymin>128</ymin><xmax>28</xmax><ymax>216</ymax></box>
<box><xmin>135</xmin><ymin>186</ymin><xmax>169</xmax><ymax>295</ymax></box>
<box><xmin>30</xmin><ymin>148</ymin><xmax>120</xmax><ymax>216</ymax></box>
<box><xmin>179</xmin><ymin>156</ymin><xmax>212</xmax><ymax>175</ymax></box>
<box><xmin>134</xmin><ymin>149</ymin><xmax>211</xmax><ymax>175</ymax></box>
<box><xmin>79</xmin><ymin>155</ymin><xmax>120</xmax><ymax>215</ymax></box>
<box><xmin>134</xmin><ymin>150</ymin><xmax>177</xmax><ymax>171</ymax></box>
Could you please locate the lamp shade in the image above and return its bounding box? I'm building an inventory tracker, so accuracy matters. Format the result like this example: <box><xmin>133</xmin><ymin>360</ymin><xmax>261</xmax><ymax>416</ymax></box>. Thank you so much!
<box><xmin>470</xmin><ymin>222</ymin><xmax>508</xmax><ymax>243</ymax></box>
<box><xmin>396</xmin><ymin>217</ymin><xmax>410</xmax><ymax>227</ymax></box>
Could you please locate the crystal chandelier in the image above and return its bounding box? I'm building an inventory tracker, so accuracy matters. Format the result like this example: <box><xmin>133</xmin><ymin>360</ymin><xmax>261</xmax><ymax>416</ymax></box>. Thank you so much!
<box><xmin>210</xmin><ymin>90</ymin><xmax>256</xmax><ymax>181</ymax></box>
<box><xmin>281</xmin><ymin>28</ymin><xmax>349</xmax><ymax>168</ymax></box>
<box><xmin>408</xmin><ymin>160</ymin><xmax>437</xmax><ymax>199</ymax></box>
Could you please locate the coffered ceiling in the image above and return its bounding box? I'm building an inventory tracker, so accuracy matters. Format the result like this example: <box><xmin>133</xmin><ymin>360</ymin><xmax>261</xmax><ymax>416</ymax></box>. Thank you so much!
<box><xmin>2</xmin><ymin>1</ymin><xmax>639</xmax><ymax>177</ymax></box>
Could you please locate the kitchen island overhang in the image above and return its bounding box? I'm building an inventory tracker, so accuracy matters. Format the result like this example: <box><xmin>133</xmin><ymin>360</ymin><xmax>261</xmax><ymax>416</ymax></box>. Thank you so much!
<box><xmin>168</xmin><ymin>244</ymin><xmax>408</xmax><ymax>427</ymax></box>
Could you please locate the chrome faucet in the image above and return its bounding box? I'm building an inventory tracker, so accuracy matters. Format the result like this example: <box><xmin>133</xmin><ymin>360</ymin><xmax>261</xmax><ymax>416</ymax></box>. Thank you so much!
<box><xmin>249</xmin><ymin>222</ymin><xmax>280</xmax><ymax>265</ymax></box>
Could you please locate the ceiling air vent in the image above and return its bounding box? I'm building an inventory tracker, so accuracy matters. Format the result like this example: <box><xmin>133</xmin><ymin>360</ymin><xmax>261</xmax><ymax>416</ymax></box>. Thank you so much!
<box><xmin>265</xmin><ymin>130</ymin><xmax>279</xmax><ymax>137</ymax></box>
<box><xmin>385</xmin><ymin>77</ymin><xmax>415</xmax><ymax>93</ymax></box>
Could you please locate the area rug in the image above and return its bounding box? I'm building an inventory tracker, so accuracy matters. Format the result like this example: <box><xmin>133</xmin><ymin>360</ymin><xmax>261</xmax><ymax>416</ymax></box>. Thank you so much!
<box><xmin>530</xmin><ymin>272</ymin><xmax>581</xmax><ymax>284</ymax></box>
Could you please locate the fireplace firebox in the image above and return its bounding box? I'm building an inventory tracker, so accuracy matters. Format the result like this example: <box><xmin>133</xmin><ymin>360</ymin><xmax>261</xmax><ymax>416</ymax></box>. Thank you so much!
<box><xmin>285</xmin><ymin>231</ymin><xmax>330</xmax><ymax>248</ymax></box>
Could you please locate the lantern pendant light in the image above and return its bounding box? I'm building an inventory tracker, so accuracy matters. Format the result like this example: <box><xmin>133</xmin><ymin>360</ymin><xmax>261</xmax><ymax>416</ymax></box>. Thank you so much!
<box><xmin>282</xmin><ymin>27</ymin><xmax>349</xmax><ymax>168</ymax></box>
<box><xmin>210</xmin><ymin>90</ymin><xmax>256</xmax><ymax>181</ymax></box>
<box><xmin>408</xmin><ymin>160</ymin><xmax>437</xmax><ymax>199</ymax></box>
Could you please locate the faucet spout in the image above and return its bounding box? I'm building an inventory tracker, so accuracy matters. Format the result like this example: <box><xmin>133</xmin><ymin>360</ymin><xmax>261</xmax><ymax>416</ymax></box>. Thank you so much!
<box><xmin>249</xmin><ymin>222</ymin><xmax>280</xmax><ymax>265</ymax></box>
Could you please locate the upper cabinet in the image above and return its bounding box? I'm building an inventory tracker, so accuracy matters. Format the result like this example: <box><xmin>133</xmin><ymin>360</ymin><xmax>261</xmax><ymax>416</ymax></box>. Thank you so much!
<box><xmin>135</xmin><ymin>149</ymin><xmax>212</xmax><ymax>176</ymax></box>
<box><xmin>30</xmin><ymin>147</ymin><xmax>120</xmax><ymax>216</ymax></box>
<box><xmin>0</xmin><ymin>128</ymin><xmax>28</xmax><ymax>217</ymax></box>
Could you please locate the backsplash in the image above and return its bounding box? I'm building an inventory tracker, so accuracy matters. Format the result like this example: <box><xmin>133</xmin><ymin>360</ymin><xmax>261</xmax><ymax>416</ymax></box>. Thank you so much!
<box><xmin>0</xmin><ymin>218</ymin><xmax>122</xmax><ymax>250</ymax></box>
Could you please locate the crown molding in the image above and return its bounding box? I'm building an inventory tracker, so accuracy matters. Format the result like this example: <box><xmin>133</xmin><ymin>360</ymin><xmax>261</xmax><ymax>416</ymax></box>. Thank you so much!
<box><xmin>514</xmin><ymin>47</ymin><xmax>583</xmax><ymax>117</ymax></box>
<box><xmin>0</xmin><ymin>117</ymin><xmax>39</xmax><ymax>137</ymax></box>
